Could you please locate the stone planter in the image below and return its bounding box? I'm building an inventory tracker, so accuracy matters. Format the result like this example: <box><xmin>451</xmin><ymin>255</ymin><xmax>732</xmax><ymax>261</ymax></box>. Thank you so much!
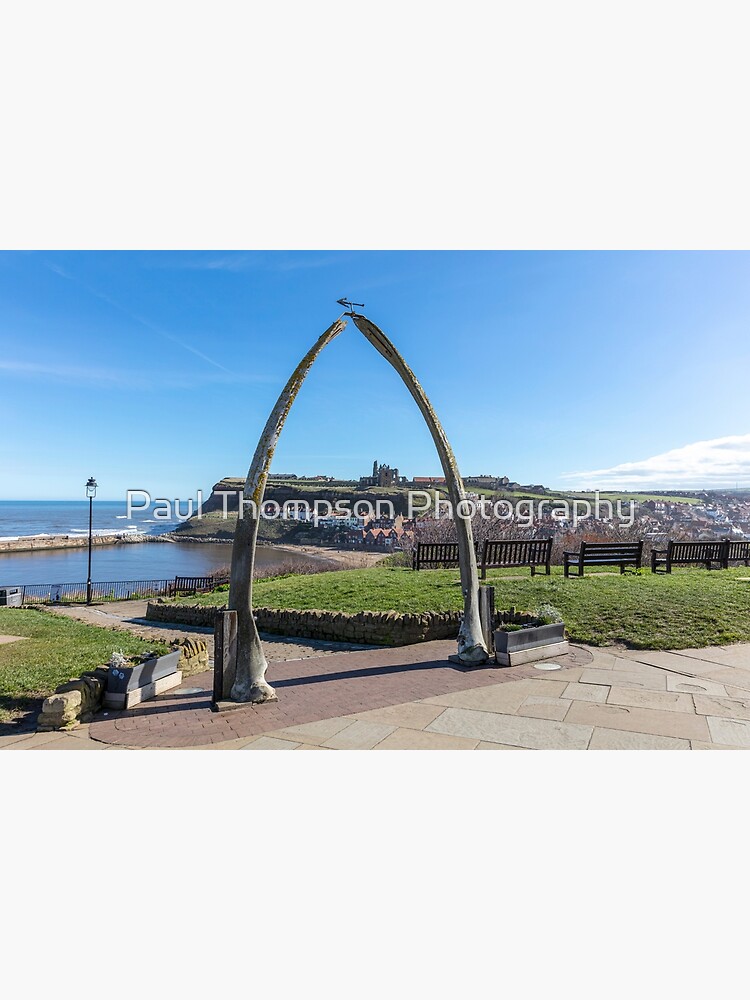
<box><xmin>104</xmin><ymin>649</ymin><xmax>182</xmax><ymax>709</ymax></box>
<box><xmin>494</xmin><ymin>621</ymin><xmax>568</xmax><ymax>666</ymax></box>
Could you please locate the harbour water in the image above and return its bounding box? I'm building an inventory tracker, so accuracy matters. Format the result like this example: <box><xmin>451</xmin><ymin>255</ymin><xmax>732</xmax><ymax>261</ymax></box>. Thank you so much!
<box><xmin>0</xmin><ymin>500</ymin><xmax>178</xmax><ymax>539</ymax></box>
<box><xmin>0</xmin><ymin>501</ymin><xmax>313</xmax><ymax>586</ymax></box>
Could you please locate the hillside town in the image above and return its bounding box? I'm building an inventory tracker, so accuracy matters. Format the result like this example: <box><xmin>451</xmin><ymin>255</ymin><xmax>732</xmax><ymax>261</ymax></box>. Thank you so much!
<box><xmin>259</xmin><ymin>462</ymin><xmax>750</xmax><ymax>550</ymax></box>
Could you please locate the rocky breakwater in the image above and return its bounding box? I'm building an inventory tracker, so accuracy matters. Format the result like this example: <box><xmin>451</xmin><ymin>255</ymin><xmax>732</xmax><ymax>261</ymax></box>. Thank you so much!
<box><xmin>0</xmin><ymin>532</ymin><xmax>172</xmax><ymax>554</ymax></box>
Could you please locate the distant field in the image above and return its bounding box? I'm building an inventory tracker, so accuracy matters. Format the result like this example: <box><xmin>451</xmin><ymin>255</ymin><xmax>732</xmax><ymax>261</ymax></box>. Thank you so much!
<box><xmin>478</xmin><ymin>489</ymin><xmax>702</xmax><ymax>505</ymax></box>
<box><xmin>570</xmin><ymin>491</ymin><xmax>702</xmax><ymax>505</ymax></box>
<box><xmin>169</xmin><ymin>564</ymin><xmax>750</xmax><ymax>651</ymax></box>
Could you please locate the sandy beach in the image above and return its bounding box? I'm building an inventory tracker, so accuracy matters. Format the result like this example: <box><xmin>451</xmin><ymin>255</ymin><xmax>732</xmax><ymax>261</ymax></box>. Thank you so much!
<box><xmin>272</xmin><ymin>543</ymin><xmax>387</xmax><ymax>569</ymax></box>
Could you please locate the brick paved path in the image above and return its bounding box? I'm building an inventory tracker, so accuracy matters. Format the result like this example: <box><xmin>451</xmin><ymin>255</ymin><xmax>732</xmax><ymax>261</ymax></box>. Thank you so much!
<box><xmin>89</xmin><ymin>641</ymin><xmax>593</xmax><ymax>747</ymax></box>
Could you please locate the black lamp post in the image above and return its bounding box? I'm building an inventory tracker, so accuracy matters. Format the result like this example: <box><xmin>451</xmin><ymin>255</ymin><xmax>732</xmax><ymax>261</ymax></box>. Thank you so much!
<box><xmin>85</xmin><ymin>477</ymin><xmax>97</xmax><ymax>605</ymax></box>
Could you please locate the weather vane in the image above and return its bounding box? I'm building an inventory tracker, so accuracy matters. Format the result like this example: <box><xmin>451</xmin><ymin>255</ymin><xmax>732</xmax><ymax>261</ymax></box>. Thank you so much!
<box><xmin>336</xmin><ymin>297</ymin><xmax>364</xmax><ymax>314</ymax></box>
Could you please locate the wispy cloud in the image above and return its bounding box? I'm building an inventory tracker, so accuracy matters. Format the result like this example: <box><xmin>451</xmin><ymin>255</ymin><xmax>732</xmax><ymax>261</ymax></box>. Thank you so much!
<box><xmin>562</xmin><ymin>434</ymin><xmax>750</xmax><ymax>488</ymax></box>
<box><xmin>0</xmin><ymin>357</ymin><xmax>260</xmax><ymax>391</ymax></box>
<box><xmin>148</xmin><ymin>252</ymin><xmax>344</xmax><ymax>273</ymax></box>
<box><xmin>45</xmin><ymin>261</ymin><xmax>233</xmax><ymax>372</ymax></box>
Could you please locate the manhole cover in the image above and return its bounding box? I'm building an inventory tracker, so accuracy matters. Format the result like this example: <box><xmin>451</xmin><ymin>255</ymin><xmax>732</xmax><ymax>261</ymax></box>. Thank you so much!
<box><xmin>533</xmin><ymin>661</ymin><xmax>563</xmax><ymax>671</ymax></box>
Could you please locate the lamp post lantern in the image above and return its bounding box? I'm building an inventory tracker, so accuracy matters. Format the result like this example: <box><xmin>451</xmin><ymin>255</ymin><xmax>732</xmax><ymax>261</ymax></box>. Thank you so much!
<box><xmin>85</xmin><ymin>477</ymin><xmax>97</xmax><ymax>605</ymax></box>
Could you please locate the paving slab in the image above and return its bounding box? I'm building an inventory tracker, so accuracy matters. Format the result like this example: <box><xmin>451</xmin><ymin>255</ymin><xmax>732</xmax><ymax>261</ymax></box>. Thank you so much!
<box><xmin>665</xmin><ymin>676</ymin><xmax>728</xmax><ymax>697</ymax></box>
<box><xmin>29</xmin><ymin>734</ymin><xmax>113</xmax><ymax>750</ymax></box>
<box><xmin>690</xmin><ymin>741</ymin><xmax>748</xmax><ymax>751</ymax></box>
<box><xmin>589</xmin><ymin>728</ymin><xmax>690</xmax><ymax>750</ymax></box>
<box><xmin>563</xmin><ymin>682</ymin><xmax>610</xmax><ymax>703</ymax></box>
<box><xmin>0</xmin><ymin>731</ymin><xmax>39</xmax><ymax>749</ymax></box>
<box><xmin>425</xmin><ymin>707</ymin><xmax>593</xmax><ymax>750</ymax></box>
<box><xmin>565</xmin><ymin>701</ymin><xmax>711</xmax><ymax>741</ymax></box>
<box><xmin>172</xmin><ymin>737</ymin><xmax>260</xmax><ymax>750</ymax></box>
<box><xmin>606</xmin><ymin>687</ymin><xmax>695</xmax><ymax>714</ymax></box>
<box><xmin>579</xmin><ymin>667</ymin><xmax>668</xmax><ymax>691</ymax></box>
<box><xmin>614</xmin><ymin>655</ymin><xmax>727</xmax><ymax>679</ymax></box>
<box><xmin>619</xmin><ymin>648</ymin><xmax>750</xmax><ymax>684</ymax></box>
<box><xmin>476</xmin><ymin>741</ymin><xmax>531</xmax><ymax>750</ymax></box>
<box><xmin>350</xmin><ymin>702</ymin><xmax>446</xmax><ymax>731</ymax></box>
<box><xmin>690</xmin><ymin>668</ymin><xmax>750</xmax><ymax>693</ymax></box>
<box><xmin>241</xmin><ymin>736</ymin><xmax>300</xmax><ymax>750</ymax></box>
<box><xmin>706</xmin><ymin>717</ymin><xmax>750</xmax><ymax>748</ymax></box>
<box><xmin>672</xmin><ymin>645</ymin><xmax>750</xmax><ymax>668</ymax></box>
<box><xmin>271</xmin><ymin>717</ymin><xmax>357</xmax><ymax>746</ymax></box>
<box><xmin>2</xmin><ymin>731</ymin><xmax>72</xmax><ymax>749</ymax></box>
<box><xmin>529</xmin><ymin>666</ymin><xmax>583</xmax><ymax>682</ymax></box>
<box><xmin>422</xmin><ymin>678</ymin><xmax>568</xmax><ymax>714</ymax></box>
<box><xmin>373</xmin><ymin>728</ymin><xmax>478</xmax><ymax>750</ymax></box>
<box><xmin>692</xmin><ymin>694</ymin><xmax>750</xmax><ymax>721</ymax></box>
<box><xmin>723</xmin><ymin>683</ymin><xmax>750</xmax><ymax>702</ymax></box>
<box><xmin>615</xmin><ymin>649</ymin><xmax>702</xmax><ymax>670</ymax></box>
<box><xmin>583</xmin><ymin>649</ymin><xmax>621</xmax><ymax>670</ymax></box>
<box><xmin>515</xmin><ymin>696</ymin><xmax>571</xmax><ymax>722</ymax></box>
<box><xmin>323</xmin><ymin>721</ymin><xmax>397</xmax><ymax>750</ymax></box>
<box><xmin>608</xmin><ymin>655</ymin><xmax>683</xmax><ymax>674</ymax></box>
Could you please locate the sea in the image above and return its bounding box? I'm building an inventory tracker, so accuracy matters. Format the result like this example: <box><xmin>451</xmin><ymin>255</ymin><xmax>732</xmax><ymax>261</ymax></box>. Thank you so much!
<box><xmin>0</xmin><ymin>500</ymin><xmax>307</xmax><ymax>586</ymax></box>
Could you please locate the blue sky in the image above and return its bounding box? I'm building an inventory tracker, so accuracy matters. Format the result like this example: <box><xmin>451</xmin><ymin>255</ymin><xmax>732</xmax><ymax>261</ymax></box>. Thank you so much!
<box><xmin>1</xmin><ymin>250</ymin><xmax>749</xmax><ymax>500</ymax></box>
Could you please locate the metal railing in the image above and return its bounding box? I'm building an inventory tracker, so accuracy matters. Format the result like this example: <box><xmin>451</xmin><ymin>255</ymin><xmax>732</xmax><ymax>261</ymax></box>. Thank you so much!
<box><xmin>6</xmin><ymin>574</ymin><xmax>229</xmax><ymax>605</ymax></box>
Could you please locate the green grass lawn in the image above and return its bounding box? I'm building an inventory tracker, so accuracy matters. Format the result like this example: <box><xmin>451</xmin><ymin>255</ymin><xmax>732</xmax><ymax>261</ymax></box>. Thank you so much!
<box><xmin>0</xmin><ymin>608</ymin><xmax>168</xmax><ymax>726</ymax></box>
<box><xmin>173</xmin><ymin>564</ymin><xmax>750</xmax><ymax>651</ymax></box>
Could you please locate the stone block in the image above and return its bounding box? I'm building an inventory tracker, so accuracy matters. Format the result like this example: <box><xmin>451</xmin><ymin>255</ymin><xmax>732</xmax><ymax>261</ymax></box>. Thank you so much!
<box><xmin>43</xmin><ymin>690</ymin><xmax>82</xmax><ymax>713</ymax></box>
<box><xmin>103</xmin><ymin>670</ymin><xmax>183</xmax><ymax>710</ymax></box>
<box><xmin>495</xmin><ymin>640</ymin><xmax>569</xmax><ymax>667</ymax></box>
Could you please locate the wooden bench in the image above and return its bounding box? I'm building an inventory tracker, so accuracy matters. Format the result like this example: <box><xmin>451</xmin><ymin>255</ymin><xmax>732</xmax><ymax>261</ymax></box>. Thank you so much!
<box><xmin>480</xmin><ymin>538</ymin><xmax>552</xmax><ymax>578</ymax></box>
<box><xmin>170</xmin><ymin>574</ymin><xmax>228</xmax><ymax>595</ymax></box>
<box><xmin>727</xmin><ymin>540</ymin><xmax>750</xmax><ymax>566</ymax></box>
<box><xmin>651</xmin><ymin>540</ymin><xmax>728</xmax><ymax>573</ymax></box>
<box><xmin>413</xmin><ymin>539</ymin><xmax>551</xmax><ymax>576</ymax></box>
<box><xmin>564</xmin><ymin>541</ymin><xmax>643</xmax><ymax>577</ymax></box>
<box><xmin>413</xmin><ymin>542</ymin><xmax>465</xmax><ymax>570</ymax></box>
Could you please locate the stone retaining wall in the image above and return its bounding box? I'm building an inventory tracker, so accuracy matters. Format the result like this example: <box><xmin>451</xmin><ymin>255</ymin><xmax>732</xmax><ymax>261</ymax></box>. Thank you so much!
<box><xmin>37</xmin><ymin>668</ymin><xmax>109</xmax><ymax>731</ymax></box>
<box><xmin>172</xmin><ymin>636</ymin><xmax>210</xmax><ymax>676</ymax></box>
<box><xmin>146</xmin><ymin>600</ymin><xmax>462</xmax><ymax>646</ymax></box>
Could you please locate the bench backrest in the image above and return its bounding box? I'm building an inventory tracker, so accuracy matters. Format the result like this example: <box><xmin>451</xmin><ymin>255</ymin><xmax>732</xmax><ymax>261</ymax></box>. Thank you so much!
<box><xmin>414</xmin><ymin>542</ymin><xmax>462</xmax><ymax>569</ymax></box>
<box><xmin>727</xmin><ymin>540</ymin><xmax>750</xmax><ymax>561</ymax></box>
<box><xmin>580</xmin><ymin>542</ymin><xmax>643</xmax><ymax>558</ymax></box>
<box><xmin>483</xmin><ymin>538</ymin><xmax>552</xmax><ymax>566</ymax></box>
<box><xmin>172</xmin><ymin>574</ymin><xmax>222</xmax><ymax>594</ymax></box>
<box><xmin>668</xmin><ymin>540</ymin><xmax>726</xmax><ymax>561</ymax></box>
